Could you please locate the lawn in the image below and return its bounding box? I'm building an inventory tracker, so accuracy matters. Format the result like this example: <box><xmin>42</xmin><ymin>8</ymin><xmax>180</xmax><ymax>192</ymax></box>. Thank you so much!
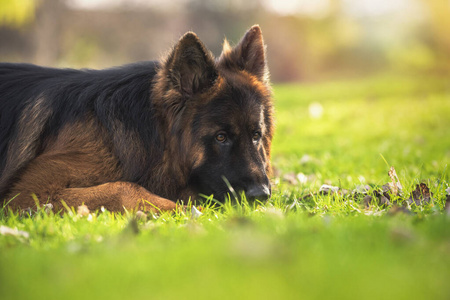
<box><xmin>1</xmin><ymin>73</ymin><xmax>450</xmax><ymax>300</ymax></box>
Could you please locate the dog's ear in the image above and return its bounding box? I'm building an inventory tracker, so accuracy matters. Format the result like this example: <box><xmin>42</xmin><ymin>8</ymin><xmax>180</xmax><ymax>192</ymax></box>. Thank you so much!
<box><xmin>219</xmin><ymin>25</ymin><xmax>268</xmax><ymax>82</ymax></box>
<box><xmin>165</xmin><ymin>32</ymin><xmax>217</xmax><ymax>97</ymax></box>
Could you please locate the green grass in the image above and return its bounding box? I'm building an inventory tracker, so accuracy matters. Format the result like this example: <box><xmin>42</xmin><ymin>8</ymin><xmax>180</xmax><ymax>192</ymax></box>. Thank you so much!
<box><xmin>1</xmin><ymin>74</ymin><xmax>450</xmax><ymax>300</ymax></box>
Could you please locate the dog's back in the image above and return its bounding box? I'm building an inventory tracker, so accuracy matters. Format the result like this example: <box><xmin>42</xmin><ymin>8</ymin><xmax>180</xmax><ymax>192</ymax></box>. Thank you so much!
<box><xmin>0</xmin><ymin>62</ymin><xmax>160</xmax><ymax>198</ymax></box>
<box><xmin>0</xmin><ymin>63</ymin><xmax>60</xmax><ymax>195</ymax></box>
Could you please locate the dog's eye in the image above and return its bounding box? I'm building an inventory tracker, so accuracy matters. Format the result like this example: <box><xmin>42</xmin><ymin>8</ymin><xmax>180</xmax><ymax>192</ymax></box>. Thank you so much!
<box><xmin>252</xmin><ymin>131</ymin><xmax>262</xmax><ymax>141</ymax></box>
<box><xmin>216</xmin><ymin>132</ymin><xmax>227</xmax><ymax>143</ymax></box>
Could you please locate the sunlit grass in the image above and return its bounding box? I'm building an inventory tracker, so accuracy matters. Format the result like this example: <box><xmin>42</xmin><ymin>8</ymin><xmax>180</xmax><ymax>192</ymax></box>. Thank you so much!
<box><xmin>1</xmin><ymin>74</ymin><xmax>450</xmax><ymax>300</ymax></box>
<box><xmin>272</xmin><ymin>74</ymin><xmax>450</xmax><ymax>187</ymax></box>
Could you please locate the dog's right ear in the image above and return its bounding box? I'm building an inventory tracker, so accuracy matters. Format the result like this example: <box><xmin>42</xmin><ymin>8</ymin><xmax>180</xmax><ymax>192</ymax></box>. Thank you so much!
<box><xmin>164</xmin><ymin>32</ymin><xmax>217</xmax><ymax>97</ymax></box>
<box><xmin>218</xmin><ymin>25</ymin><xmax>268</xmax><ymax>83</ymax></box>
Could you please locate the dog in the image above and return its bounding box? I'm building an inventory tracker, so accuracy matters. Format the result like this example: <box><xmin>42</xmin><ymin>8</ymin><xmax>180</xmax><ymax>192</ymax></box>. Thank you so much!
<box><xmin>0</xmin><ymin>25</ymin><xmax>274</xmax><ymax>213</ymax></box>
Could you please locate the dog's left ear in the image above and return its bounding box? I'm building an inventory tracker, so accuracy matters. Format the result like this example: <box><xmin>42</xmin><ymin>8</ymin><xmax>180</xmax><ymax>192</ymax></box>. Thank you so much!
<box><xmin>219</xmin><ymin>25</ymin><xmax>268</xmax><ymax>83</ymax></box>
<box><xmin>165</xmin><ymin>32</ymin><xmax>217</xmax><ymax>97</ymax></box>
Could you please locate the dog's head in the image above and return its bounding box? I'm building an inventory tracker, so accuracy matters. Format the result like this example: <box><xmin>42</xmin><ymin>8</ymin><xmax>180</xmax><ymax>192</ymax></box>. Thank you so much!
<box><xmin>153</xmin><ymin>25</ymin><xmax>274</xmax><ymax>203</ymax></box>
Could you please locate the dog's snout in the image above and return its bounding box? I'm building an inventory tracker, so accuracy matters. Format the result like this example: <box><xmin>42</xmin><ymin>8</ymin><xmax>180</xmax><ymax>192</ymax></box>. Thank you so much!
<box><xmin>245</xmin><ymin>184</ymin><xmax>271</xmax><ymax>201</ymax></box>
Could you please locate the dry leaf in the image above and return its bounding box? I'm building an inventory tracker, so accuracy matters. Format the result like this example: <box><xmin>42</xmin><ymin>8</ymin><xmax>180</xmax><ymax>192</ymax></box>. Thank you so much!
<box><xmin>77</xmin><ymin>204</ymin><xmax>90</xmax><ymax>217</ymax></box>
<box><xmin>363</xmin><ymin>195</ymin><xmax>373</xmax><ymax>207</ymax></box>
<box><xmin>42</xmin><ymin>203</ymin><xmax>53</xmax><ymax>214</ymax></box>
<box><xmin>282</xmin><ymin>173</ymin><xmax>298</xmax><ymax>185</ymax></box>
<box><xmin>296</xmin><ymin>173</ymin><xmax>308</xmax><ymax>184</ymax></box>
<box><xmin>445</xmin><ymin>195</ymin><xmax>450</xmax><ymax>216</ymax></box>
<box><xmin>298</xmin><ymin>192</ymin><xmax>313</xmax><ymax>202</ymax></box>
<box><xmin>135</xmin><ymin>210</ymin><xmax>147</xmax><ymax>221</ymax></box>
<box><xmin>355</xmin><ymin>185</ymin><xmax>371</xmax><ymax>194</ymax></box>
<box><xmin>407</xmin><ymin>183</ymin><xmax>433</xmax><ymax>205</ymax></box>
<box><xmin>388</xmin><ymin>166</ymin><xmax>402</xmax><ymax>196</ymax></box>
<box><xmin>0</xmin><ymin>225</ymin><xmax>29</xmax><ymax>239</ymax></box>
<box><xmin>387</xmin><ymin>204</ymin><xmax>412</xmax><ymax>216</ymax></box>
<box><xmin>363</xmin><ymin>194</ymin><xmax>390</xmax><ymax>207</ymax></box>
<box><xmin>319</xmin><ymin>184</ymin><xmax>339</xmax><ymax>195</ymax></box>
<box><xmin>191</xmin><ymin>206</ymin><xmax>203</xmax><ymax>219</ymax></box>
<box><xmin>21</xmin><ymin>207</ymin><xmax>33</xmax><ymax>217</ymax></box>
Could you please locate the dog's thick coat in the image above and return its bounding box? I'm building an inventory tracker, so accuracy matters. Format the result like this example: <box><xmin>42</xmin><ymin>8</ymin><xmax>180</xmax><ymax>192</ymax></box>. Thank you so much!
<box><xmin>0</xmin><ymin>25</ymin><xmax>274</xmax><ymax>212</ymax></box>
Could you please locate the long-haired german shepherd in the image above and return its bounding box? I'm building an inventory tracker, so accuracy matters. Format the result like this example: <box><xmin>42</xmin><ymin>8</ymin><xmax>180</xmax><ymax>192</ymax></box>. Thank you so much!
<box><xmin>0</xmin><ymin>25</ymin><xmax>274</xmax><ymax>213</ymax></box>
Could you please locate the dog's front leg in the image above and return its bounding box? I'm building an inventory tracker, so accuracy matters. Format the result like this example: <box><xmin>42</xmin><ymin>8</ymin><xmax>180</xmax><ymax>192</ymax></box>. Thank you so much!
<box><xmin>5</xmin><ymin>181</ymin><xmax>178</xmax><ymax>214</ymax></box>
<box><xmin>54</xmin><ymin>182</ymin><xmax>179</xmax><ymax>213</ymax></box>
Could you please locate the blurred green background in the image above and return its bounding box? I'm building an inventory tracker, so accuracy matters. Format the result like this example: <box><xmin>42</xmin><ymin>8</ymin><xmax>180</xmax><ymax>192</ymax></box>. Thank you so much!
<box><xmin>1</xmin><ymin>0</ymin><xmax>449</xmax><ymax>82</ymax></box>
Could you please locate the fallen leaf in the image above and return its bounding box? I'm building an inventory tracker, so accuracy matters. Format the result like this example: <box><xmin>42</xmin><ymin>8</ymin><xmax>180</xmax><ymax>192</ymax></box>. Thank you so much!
<box><xmin>380</xmin><ymin>195</ymin><xmax>391</xmax><ymax>206</ymax></box>
<box><xmin>296</xmin><ymin>173</ymin><xmax>308</xmax><ymax>184</ymax></box>
<box><xmin>381</xmin><ymin>184</ymin><xmax>391</xmax><ymax>194</ymax></box>
<box><xmin>364</xmin><ymin>210</ymin><xmax>384</xmax><ymax>216</ymax></box>
<box><xmin>363</xmin><ymin>195</ymin><xmax>373</xmax><ymax>207</ymax></box>
<box><xmin>388</xmin><ymin>166</ymin><xmax>403</xmax><ymax>196</ymax></box>
<box><xmin>298</xmin><ymin>193</ymin><xmax>313</xmax><ymax>202</ymax></box>
<box><xmin>42</xmin><ymin>203</ymin><xmax>53</xmax><ymax>214</ymax></box>
<box><xmin>282</xmin><ymin>173</ymin><xmax>298</xmax><ymax>185</ymax></box>
<box><xmin>21</xmin><ymin>207</ymin><xmax>33</xmax><ymax>217</ymax></box>
<box><xmin>387</xmin><ymin>204</ymin><xmax>412</xmax><ymax>216</ymax></box>
<box><xmin>77</xmin><ymin>204</ymin><xmax>90</xmax><ymax>217</ymax></box>
<box><xmin>299</xmin><ymin>154</ymin><xmax>312</xmax><ymax>164</ymax></box>
<box><xmin>0</xmin><ymin>225</ymin><xmax>29</xmax><ymax>239</ymax></box>
<box><xmin>135</xmin><ymin>210</ymin><xmax>147</xmax><ymax>221</ymax></box>
<box><xmin>355</xmin><ymin>185</ymin><xmax>371</xmax><ymax>194</ymax></box>
<box><xmin>373</xmin><ymin>184</ymin><xmax>393</xmax><ymax>202</ymax></box>
<box><xmin>191</xmin><ymin>206</ymin><xmax>203</xmax><ymax>219</ymax></box>
<box><xmin>407</xmin><ymin>183</ymin><xmax>433</xmax><ymax>205</ymax></box>
<box><xmin>363</xmin><ymin>194</ymin><xmax>390</xmax><ymax>207</ymax></box>
<box><xmin>319</xmin><ymin>184</ymin><xmax>339</xmax><ymax>195</ymax></box>
<box><xmin>444</xmin><ymin>195</ymin><xmax>450</xmax><ymax>216</ymax></box>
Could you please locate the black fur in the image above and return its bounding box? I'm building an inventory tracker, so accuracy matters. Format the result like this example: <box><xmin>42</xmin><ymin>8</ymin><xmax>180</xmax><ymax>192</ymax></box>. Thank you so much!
<box><xmin>0</xmin><ymin>62</ymin><xmax>162</xmax><ymax>196</ymax></box>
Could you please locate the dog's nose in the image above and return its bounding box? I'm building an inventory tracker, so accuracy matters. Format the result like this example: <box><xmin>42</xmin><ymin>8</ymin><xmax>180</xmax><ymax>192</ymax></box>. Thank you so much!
<box><xmin>245</xmin><ymin>184</ymin><xmax>271</xmax><ymax>201</ymax></box>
